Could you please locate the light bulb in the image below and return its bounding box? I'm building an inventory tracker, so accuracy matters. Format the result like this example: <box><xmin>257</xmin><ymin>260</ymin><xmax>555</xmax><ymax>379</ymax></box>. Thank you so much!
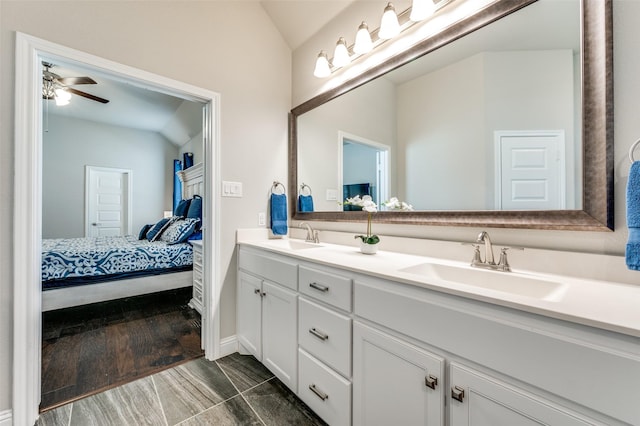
<box><xmin>54</xmin><ymin>88</ymin><xmax>71</xmax><ymax>106</ymax></box>
<box><xmin>313</xmin><ymin>51</ymin><xmax>331</xmax><ymax>78</ymax></box>
<box><xmin>379</xmin><ymin>3</ymin><xmax>400</xmax><ymax>39</ymax></box>
<box><xmin>333</xmin><ymin>37</ymin><xmax>351</xmax><ymax>68</ymax></box>
<box><xmin>354</xmin><ymin>21</ymin><xmax>373</xmax><ymax>54</ymax></box>
<box><xmin>410</xmin><ymin>0</ymin><xmax>435</xmax><ymax>21</ymax></box>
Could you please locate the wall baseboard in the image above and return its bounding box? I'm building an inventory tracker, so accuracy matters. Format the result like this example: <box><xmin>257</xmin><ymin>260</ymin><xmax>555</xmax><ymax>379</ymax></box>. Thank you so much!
<box><xmin>219</xmin><ymin>335</ymin><xmax>238</xmax><ymax>358</ymax></box>
<box><xmin>0</xmin><ymin>409</ymin><xmax>12</xmax><ymax>426</ymax></box>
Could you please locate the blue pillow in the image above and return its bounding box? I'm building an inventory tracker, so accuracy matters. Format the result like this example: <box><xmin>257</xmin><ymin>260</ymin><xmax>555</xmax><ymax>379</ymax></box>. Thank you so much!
<box><xmin>187</xmin><ymin>196</ymin><xmax>202</xmax><ymax>229</ymax></box>
<box><xmin>188</xmin><ymin>230</ymin><xmax>202</xmax><ymax>241</ymax></box>
<box><xmin>146</xmin><ymin>218</ymin><xmax>170</xmax><ymax>241</ymax></box>
<box><xmin>138</xmin><ymin>224</ymin><xmax>152</xmax><ymax>240</ymax></box>
<box><xmin>175</xmin><ymin>199</ymin><xmax>191</xmax><ymax>217</ymax></box>
<box><xmin>159</xmin><ymin>218</ymin><xmax>200</xmax><ymax>244</ymax></box>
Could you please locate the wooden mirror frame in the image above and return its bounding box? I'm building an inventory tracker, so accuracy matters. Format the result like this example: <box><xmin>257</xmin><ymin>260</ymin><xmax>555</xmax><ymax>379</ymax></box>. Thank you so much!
<box><xmin>289</xmin><ymin>0</ymin><xmax>613</xmax><ymax>231</ymax></box>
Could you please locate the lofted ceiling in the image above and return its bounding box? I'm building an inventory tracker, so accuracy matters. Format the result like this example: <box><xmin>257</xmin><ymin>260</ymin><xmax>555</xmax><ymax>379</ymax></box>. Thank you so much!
<box><xmin>43</xmin><ymin>1</ymin><xmax>354</xmax><ymax>145</ymax></box>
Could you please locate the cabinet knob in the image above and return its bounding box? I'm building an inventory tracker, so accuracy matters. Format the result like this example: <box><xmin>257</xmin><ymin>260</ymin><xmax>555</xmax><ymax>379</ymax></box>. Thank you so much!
<box><xmin>254</xmin><ymin>289</ymin><xmax>266</xmax><ymax>297</ymax></box>
<box><xmin>309</xmin><ymin>384</ymin><xmax>329</xmax><ymax>401</ymax></box>
<box><xmin>451</xmin><ymin>385</ymin><xmax>465</xmax><ymax>402</ymax></box>
<box><xmin>425</xmin><ymin>374</ymin><xmax>438</xmax><ymax>390</ymax></box>
<box><xmin>309</xmin><ymin>327</ymin><xmax>329</xmax><ymax>341</ymax></box>
<box><xmin>309</xmin><ymin>282</ymin><xmax>329</xmax><ymax>292</ymax></box>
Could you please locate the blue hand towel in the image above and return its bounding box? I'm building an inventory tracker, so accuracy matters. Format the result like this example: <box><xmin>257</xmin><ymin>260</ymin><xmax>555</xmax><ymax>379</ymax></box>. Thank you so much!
<box><xmin>270</xmin><ymin>193</ymin><xmax>288</xmax><ymax>235</ymax></box>
<box><xmin>298</xmin><ymin>194</ymin><xmax>314</xmax><ymax>212</ymax></box>
<box><xmin>626</xmin><ymin>161</ymin><xmax>640</xmax><ymax>270</ymax></box>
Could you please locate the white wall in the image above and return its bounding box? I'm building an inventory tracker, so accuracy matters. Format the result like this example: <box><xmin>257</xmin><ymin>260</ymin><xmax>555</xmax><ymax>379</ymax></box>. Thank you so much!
<box><xmin>1</xmin><ymin>0</ymin><xmax>291</xmax><ymax>412</ymax></box>
<box><xmin>43</xmin><ymin>115</ymin><xmax>177</xmax><ymax>238</ymax></box>
<box><xmin>180</xmin><ymin>130</ymin><xmax>204</xmax><ymax>166</ymax></box>
<box><xmin>292</xmin><ymin>0</ymin><xmax>634</xmax><ymax>256</ymax></box>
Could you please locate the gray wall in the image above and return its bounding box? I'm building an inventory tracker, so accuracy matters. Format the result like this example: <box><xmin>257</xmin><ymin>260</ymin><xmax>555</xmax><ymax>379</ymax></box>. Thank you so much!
<box><xmin>1</xmin><ymin>0</ymin><xmax>291</xmax><ymax>412</ymax></box>
<box><xmin>43</xmin><ymin>114</ymin><xmax>177</xmax><ymax>239</ymax></box>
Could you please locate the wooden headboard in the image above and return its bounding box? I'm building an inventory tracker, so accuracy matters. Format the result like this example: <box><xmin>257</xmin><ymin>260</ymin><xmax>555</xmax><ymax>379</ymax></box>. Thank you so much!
<box><xmin>177</xmin><ymin>162</ymin><xmax>203</xmax><ymax>199</ymax></box>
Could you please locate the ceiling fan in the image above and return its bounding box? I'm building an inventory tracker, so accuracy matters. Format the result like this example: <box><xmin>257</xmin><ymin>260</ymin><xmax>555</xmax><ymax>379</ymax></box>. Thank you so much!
<box><xmin>42</xmin><ymin>62</ymin><xmax>110</xmax><ymax>105</ymax></box>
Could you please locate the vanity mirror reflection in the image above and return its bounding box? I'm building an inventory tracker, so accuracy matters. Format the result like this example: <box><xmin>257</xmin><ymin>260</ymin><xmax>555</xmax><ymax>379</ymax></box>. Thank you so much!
<box><xmin>290</xmin><ymin>0</ymin><xmax>613</xmax><ymax>230</ymax></box>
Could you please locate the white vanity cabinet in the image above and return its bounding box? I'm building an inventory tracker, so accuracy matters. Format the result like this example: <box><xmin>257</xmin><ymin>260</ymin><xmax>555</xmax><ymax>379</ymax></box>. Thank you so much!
<box><xmin>237</xmin><ymin>248</ymin><xmax>299</xmax><ymax>391</ymax></box>
<box><xmin>237</xmin><ymin>244</ymin><xmax>640</xmax><ymax>426</ymax></box>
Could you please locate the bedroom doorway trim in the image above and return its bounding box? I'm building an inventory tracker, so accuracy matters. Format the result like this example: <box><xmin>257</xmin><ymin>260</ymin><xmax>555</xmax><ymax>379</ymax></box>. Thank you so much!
<box><xmin>14</xmin><ymin>32</ymin><xmax>222</xmax><ymax>426</ymax></box>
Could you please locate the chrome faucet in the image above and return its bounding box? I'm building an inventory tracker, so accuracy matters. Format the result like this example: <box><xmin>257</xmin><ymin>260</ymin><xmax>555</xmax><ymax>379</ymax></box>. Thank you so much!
<box><xmin>467</xmin><ymin>231</ymin><xmax>523</xmax><ymax>272</ymax></box>
<box><xmin>476</xmin><ymin>231</ymin><xmax>495</xmax><ymax>266</ymax></box>
<box><xmin>299</xmin><ymin>222</ymin><xmax>320</xmax><ymax>243</ymax></box>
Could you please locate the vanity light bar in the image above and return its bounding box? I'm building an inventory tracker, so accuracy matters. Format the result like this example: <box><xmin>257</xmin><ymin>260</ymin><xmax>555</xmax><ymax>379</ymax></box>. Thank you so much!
<box><xmin>313</xmin><ymin>0</ymin><xmax>452</xmax><ymax>78</ymax></box>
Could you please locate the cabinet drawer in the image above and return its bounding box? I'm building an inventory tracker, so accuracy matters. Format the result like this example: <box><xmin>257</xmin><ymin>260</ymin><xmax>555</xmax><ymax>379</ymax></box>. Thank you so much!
<box><xmin>299</xmin><ymin>297</ymin><xmax>351</xmax><ymax>378</ymax></box>
<box><xmin>239</xmin><ymin>248</ymin><xmax>298</xmax><ymax>290</ymax></box>
<box><xmin>298</xmin><ymin>349</ymin><xmax>351</xmax><ymax>426</ymax></box>
<box><xmin>299</xmin><ymin>265</ymin><xmax>352</xmax><ymax>311</ymax></box>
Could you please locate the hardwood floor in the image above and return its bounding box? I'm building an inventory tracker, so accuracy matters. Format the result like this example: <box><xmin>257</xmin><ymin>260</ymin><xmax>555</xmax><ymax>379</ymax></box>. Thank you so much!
<box><xmin>41</xmin><ymin>287</ymin><xmax>203</xmax><ymax>411</ymax></box>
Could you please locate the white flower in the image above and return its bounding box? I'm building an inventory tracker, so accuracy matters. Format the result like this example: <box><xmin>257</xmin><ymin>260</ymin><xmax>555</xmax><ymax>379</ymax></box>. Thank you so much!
<box><xmin>383</xmin><ymin>197</ymin><xmax>414</xmax><ymax>211</ymax></box>
<box><xmin>345</xmin><ymin>194</ymin><xmax>378</xmax><ymax>213</ymax></box>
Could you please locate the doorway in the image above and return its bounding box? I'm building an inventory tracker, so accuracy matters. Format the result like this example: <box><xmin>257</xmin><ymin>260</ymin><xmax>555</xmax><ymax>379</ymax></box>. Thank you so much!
<box><xmin>339</xmin><ymin>131</ymin><xmax>390</xmax><ymax>207</ymax></box>
<box><xmin>14</xmin><ymin>33</ymin><xmax>221</xmax><ymax>426</ymax></box>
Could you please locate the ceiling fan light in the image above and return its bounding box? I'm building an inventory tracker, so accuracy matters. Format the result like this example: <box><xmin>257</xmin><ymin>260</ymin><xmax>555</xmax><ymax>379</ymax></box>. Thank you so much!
<box><xmin>54</xmin><ymin>88</ymin><xmax>71</xmax><ymax>106</ymax></box>
<box><xmin>333</xmin><ymin>37</ymin><xmax>351</xmax><ymax>68</ymax></box>
<box><xmin>379</xmin><ymin>3</ymin><xmax>400</xmax><ymax>39</ymax></box>
<box><xmin>354</xmin><ymin>21</ymin><xmax>373</xmax><ymax>54</ymax></box>
<box><xmin>313</xmin><ymin>50</ymin><xmax>331</xmax><ymax>78</ymax></box>
<box><xmin>410</xmin><ymin>0</ymin><xmax>436</xmax><ymax>21</ymax></box>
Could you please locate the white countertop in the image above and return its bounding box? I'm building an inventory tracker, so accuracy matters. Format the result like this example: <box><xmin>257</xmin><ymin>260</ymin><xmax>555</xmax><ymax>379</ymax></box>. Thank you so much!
<box><xmin>238</xmin><ymin>237</ymin><xmax>640</xmax><ymax>339</ymax></box>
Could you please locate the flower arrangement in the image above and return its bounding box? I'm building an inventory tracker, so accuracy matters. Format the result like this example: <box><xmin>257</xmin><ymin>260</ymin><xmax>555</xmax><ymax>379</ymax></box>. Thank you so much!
<box><xmin>344</xmin><ymin>195</ymin><xmax>380</xmax><ymax>245</ymax></box>
<box><xmin>344</xmin><ymin>195</ymin><xmax>414</xmax><ymax>248</ymax></box>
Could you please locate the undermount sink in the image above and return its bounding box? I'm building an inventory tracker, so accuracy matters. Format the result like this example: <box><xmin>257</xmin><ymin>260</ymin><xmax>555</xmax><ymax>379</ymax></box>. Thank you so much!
<box><xmin>399</xmin><ymin>262</ymin><xmax>566</xmax><ymax>300</ymax></box>
<box><xmin>264</xmin><ymin>239</ymin><xmax>323</xmax><ymax>251</ymax></box>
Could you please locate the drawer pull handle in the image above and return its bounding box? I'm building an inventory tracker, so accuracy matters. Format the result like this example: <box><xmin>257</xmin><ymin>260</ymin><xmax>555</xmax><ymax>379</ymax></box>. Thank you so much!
<box><xmin>309</xmin><ymin>327</ymin><xmax>329</xmax><ymax>341</ymax></box>
<box><xmin>309</xmin><ymin>282</ymin><xmax>329</xmax><ymax>292</ymax></box>
<box><xmin>451</xmin><ymin>386</ymin><xmax>465</xmax><ymax>403</ymax></box>
<box><xmin>309</xmin><ymin>384</ymin><xmax>329</xmax><ymax>401</ymax></box>
<box><xmin>425</xmin><ymin>374</ymin><xmax>438</xmax><ymax>390</ymax></box>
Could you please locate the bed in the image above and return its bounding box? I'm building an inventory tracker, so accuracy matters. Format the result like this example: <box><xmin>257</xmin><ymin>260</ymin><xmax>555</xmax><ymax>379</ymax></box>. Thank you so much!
<box><xmin>42</xmin><ymin>162</ymin><xmax>203</xmax><ymax>311</ymax></box>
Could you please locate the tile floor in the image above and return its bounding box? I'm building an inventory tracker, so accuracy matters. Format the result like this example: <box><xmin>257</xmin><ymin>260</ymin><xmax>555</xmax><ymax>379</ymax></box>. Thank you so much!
<box><xmin>37</xmin><ymin>353</ymin><xmax>327</xmax><ymax>426</ymax></box>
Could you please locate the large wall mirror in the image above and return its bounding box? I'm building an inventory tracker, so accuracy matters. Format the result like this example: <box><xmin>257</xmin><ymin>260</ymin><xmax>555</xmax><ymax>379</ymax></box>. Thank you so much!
<box><xmin>290</xmin><ymin>0</ymin><xmax>613</xmax><ymax>231</ymax></box>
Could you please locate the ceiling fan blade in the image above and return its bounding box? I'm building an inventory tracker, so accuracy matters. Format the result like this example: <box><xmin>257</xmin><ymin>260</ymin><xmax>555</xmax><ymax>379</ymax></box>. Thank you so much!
<box><xmin>56</xmin><ymin>76</ymin><xmax>97</xmax><ymax>85</ymax></box>
<box><xmin>66</xmin><ymin>87</ymin><xmax>110</xmax><ymax>104</ymax></box>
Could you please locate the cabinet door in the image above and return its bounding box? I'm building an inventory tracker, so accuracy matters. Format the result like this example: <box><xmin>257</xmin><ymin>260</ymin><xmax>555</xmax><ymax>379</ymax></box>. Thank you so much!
<box><xmin>262</xmin><ymin>280</ymin><xmax>298</xmax><ymax>392</ymax></box>
<box><xmin>449</xmin><ymin>363</ymin><xmax>600</xmax><ymax>426</ymax></box>
<box><xmin>237</xmin><ymin>272</ymin><xmax>262</xmax><ymax>359</ymax></box>
<box><xmin>353</xmin><ymin>322</ymin><xmax>445</xmax><ymax>426</ymax></box>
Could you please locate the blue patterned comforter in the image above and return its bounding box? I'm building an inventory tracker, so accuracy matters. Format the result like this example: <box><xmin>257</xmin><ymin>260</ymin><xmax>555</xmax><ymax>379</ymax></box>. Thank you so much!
<box><xmin>42</xmin><ymin>235</ymin><xmax>193</xmax><ymax>284</ymax></box>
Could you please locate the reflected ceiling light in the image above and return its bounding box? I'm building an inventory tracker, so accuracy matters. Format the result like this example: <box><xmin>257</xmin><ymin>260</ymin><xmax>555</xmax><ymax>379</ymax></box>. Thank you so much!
<box><xmin>378</xmin><ymin>3</ymin><xmax>400</xmax><ymax>39</ymax></box>
<box><xmin>354</xmin><ymin>21</ymin><xmax>373</xmax><ymax>55</ymax></box>
<box><xmin>410</xmin><ymin>0</ymin><xmax>436</xmax><ymax>21</ymax></box>
<box><xmin>333</xmin><ymin>37</ymin><xmax>351</xmax><ymax>68</ymax></box>
<box><xmin>313</xmin><ymin>50</ymin><xmax>331</xmax><ymax>78</ymax></box>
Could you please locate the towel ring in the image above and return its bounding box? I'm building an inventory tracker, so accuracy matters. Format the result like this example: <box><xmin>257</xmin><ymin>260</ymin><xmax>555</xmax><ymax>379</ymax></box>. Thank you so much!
<box><xmin>629</xmin><ymin>138</ymin><xmax>640</xmax><ymax>163</ymax></box>
<box><xmin>299</xmin><ymin>183</ymin><xmax>312</xmax><ymax>196</ymax></box>
<box><xmin>271</xmin><ymin>181</ymin><xmax>286</xmax><ymax>195</ymax></box>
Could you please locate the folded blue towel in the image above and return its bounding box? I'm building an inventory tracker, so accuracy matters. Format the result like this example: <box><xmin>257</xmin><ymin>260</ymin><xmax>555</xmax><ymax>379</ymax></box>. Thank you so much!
<box><xmin>270</xmin><ymin>193</ymin><xmax>288</xmax><ymax>235</ymax></box>
<box><xmin>298</xmin><ymin>195</ymin><xmax>314</xmax><ymax>212</ymax></box>
<box><xmin>626</xmin><ymin>161</ymin><xmax>640</xmax><ymax>270</ymax></box>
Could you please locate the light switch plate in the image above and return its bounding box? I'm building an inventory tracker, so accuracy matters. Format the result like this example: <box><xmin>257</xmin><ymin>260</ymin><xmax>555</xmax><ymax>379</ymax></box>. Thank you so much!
<box><xmin>326</xmin><ymin>189</ymin><xmax>338</xmax><ymax>201</ymax></box>
<box><xmin>222</xmin><ymin>181</ymin><xmax>243</xmax><ymax>197</ymax></box>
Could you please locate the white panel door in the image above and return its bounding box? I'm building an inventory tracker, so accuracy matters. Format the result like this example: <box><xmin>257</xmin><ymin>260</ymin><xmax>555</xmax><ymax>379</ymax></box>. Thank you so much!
<box><xmin>495</xmin><ymin>131</ymin><xmax>565</xmax><ymax>210</ymax></box>
<box><xmin>449</xmin><ymin>363</ymin><xmax>599</xmax><ymax>426</ymax></box>
<box><xmin>353</xmin><ymin>321</ymin><xmax>445</xmax><ymax>426</ymax></box>
<box><xmin>237</xmin><ymin>272</ymin><xmax>263</xmax><ymax>359</ymax></box>
<box><xmin>262</xmin><ymin>280</ymin><xmax>298</xmax><ymax>392</ymax></box>
<box><xmin>86</xmin><ymin>166</ymin><xmax>131</xmax><ymax>237</ymax></box>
